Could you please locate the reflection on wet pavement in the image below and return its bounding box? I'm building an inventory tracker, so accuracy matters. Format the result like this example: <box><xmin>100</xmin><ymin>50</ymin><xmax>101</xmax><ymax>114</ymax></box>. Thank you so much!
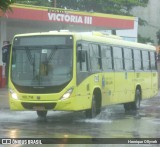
<box><xmin>0</xmin><ymin>97</ymin><xmax>160</xmax><ymax>146</ymax></box>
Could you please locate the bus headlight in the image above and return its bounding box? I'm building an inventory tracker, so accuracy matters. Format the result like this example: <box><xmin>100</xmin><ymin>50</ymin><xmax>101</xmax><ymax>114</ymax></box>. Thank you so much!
<box><xmin>10</xmin><ymin>89</ymin><xmax>18</xmax><ymax>100</ymax></box>
<box><xmin>60</xmin><ymin>88</ymin><xmax>73</xmax><ymax>101</ymax></box>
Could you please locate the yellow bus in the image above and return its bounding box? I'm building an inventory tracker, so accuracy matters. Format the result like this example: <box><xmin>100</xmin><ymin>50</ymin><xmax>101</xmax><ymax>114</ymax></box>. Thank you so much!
<box><xmin>8</xmin><ymin>31</ymin><xmax>158</xmax><ymax>118</ymax></box>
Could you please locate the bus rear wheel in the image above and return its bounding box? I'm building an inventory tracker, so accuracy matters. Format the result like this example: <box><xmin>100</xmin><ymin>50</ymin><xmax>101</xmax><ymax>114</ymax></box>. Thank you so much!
<box><xmin>124</xmin><ymin>89</ymin><xmax>141</xmax><ymax>111</ymax></box>
<box><xmin>37</xmin><ymin>110</ymin><xmax>47</xmax><ymax>118</ymax></box>
<box><xmin>131</xmin><ymin>89</ymin><xmax>141</xmax><ymax>110</ymax></box>
<box><xmin>85</xmin><ymin>94</ymin><xmax>99</xmax><ymax>118</ymax></box>
<box><xmin>124</xmin><ymin>103</ymin><xmax>132</xmax><ymax>111</ymax></box>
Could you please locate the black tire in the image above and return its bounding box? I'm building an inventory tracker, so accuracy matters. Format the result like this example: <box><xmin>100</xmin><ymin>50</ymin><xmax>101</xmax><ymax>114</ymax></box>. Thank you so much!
<box><xmin>124</xmin><ymin>89</ymin><xmax>141</xmax><ymax>111</ymax></box>
<box><xmin>131</xmin><ymin>89</ymin><xmax>141</xmax><ymax>110</ymax></box>
<box><xmin>37</xmin><ymin>111</ymin><xmax>47</xmax><ymax>118</ymax></box>
<box><xmin>124</xmin><ymin>103</ymin><xmax>132</xmax><ymax>111</ymax></box>
<box><xmin>85</xmin><ymin>94</ymin><xmax>97</xmax><ymax>118</ymax></box>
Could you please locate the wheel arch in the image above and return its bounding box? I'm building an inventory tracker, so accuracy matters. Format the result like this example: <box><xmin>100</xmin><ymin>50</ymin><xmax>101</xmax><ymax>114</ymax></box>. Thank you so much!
<box><xmin>93</xmin><ymin>87</ymin><xmax>102</xmax><ymax>110</ymax></box>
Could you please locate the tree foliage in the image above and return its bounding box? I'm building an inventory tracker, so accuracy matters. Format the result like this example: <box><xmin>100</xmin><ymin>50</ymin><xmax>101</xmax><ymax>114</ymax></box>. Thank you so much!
<box><xmin>62</xmin><ymin>0</ymin><xmax>149</xmax><ymax>16</ymax></box>
<box><xmin>138</xmin><ymin>34</ymin><xmax>154</xmax><ymax>44</ymax></box>
<box><xmin>14</xmin><ymin>0</ymin><xmax>51</xmax><ymax>7</ymax></box>
<box><xmin>15</xmin><ymin>0</ymin><xmax>149</xmax><ymax>16</ymax></box>
<box><xmin>0</xmin><ymin>0</ymin><xmax>14</xmax><ymax>12</ymax></box>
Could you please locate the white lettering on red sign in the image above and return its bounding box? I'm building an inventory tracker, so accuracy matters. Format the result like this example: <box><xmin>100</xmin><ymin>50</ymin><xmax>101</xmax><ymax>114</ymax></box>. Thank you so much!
<box><xmin>48</xmin><ymin>13</ymin><xmax>92</xmax><ymax>25</ymax></box>
<box><xmin>84</xmin><ymin>16</ymin><xmax>92</xmax><ymax>25</ymax></box>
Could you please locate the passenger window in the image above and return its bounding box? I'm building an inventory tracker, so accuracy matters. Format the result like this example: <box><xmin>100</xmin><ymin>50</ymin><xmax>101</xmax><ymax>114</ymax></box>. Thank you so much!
<box><xmin>150</xmin><ymin>52</ymin><xmax>156</xmax><ymax>70</ymax></box>
<box><xmin>142</xmin><ymin>51</ymin><xmax>150</xmax><ymax>70</ymax></box>
<box><xmin>90</xmin><ymin>44</ymin><xmax>101</xmax><ymax>71</ymax></box>
<box><xmin>134</xmin><ymin>50</ymin><xmax>142</xmax><ymax>70</ymax></box>
<box><xmin>101</xmin><ymin>45</ymin><xmax>112</xmax><ymax>71</ymax></box>
<box><xmin>113</xmin><ymin>46</ymin><xmax>123</xmax><ymax>70</ymax></box>
<box><xmin>124</xmin><ymin>48</ymin><xmax>133</xmax><ymax>70</ymax></box>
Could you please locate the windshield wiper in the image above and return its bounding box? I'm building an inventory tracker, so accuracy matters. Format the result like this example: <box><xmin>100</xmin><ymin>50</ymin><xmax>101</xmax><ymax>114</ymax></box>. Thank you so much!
<box><xmin>25</xmin><ymin>47</ymin><xmax>33</xmax><ymax>65</ymax></box>
<box><xmin>25</xmin><ymin>47</ymin><xmax>36</xmax><ymax>81</ymax></box>
<box><xmin>47</xmin><ymin>46</ymin><xmax>58</xmax><ymax>63</ymax></box>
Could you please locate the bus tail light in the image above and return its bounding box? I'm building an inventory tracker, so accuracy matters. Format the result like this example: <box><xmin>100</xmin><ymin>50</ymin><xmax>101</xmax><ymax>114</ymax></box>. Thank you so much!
<box><xmin>60</xmin><ymin>88</ymin><xmax>73</xmax><ymax>101</ymax></box>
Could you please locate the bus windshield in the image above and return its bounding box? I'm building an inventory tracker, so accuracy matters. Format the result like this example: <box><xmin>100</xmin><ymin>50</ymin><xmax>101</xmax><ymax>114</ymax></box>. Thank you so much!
<box><xmin>11</xmin><ymin>35</ymin><xmax>73</xmax><ymax>92</ymax></box>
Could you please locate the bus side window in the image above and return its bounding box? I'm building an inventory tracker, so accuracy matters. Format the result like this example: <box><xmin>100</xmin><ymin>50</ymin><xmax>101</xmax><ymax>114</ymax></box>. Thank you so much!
<box><xmin>101</xmin><ymin>45</ymin><xmax>112</xmax><ymax>71</ymax></box>
<box><xmin>113</xmin><ymin>46</ymin><xmax>123</xmax><ymax>71</ymax></box>
<box><xmin>123</xmin><ymin>48</ymin><xmax>133</xmax><ymax>70</ymax></box>
<box><xmin>134</xmin><ymin>49</ymin><xmax>142</xmax><ymax>71</ymax></box>
<box><xmin>142</xmin><ymin>50</ymin><xmax>150</xmax><ymax>70</ymax></box>
<box><xmin>77</xmin><ymin>44</ymin><xmax>88</xmax><ymax>72</ymax></box>
<box><xmin>90</xmin><ymin>44</ymin><xmax>101</xmax><ymax>71</ymax></box>
<box><xmin>150</xmin><ymin>52</ymin><xmax>156</xmax><ymax>70</ymax></box>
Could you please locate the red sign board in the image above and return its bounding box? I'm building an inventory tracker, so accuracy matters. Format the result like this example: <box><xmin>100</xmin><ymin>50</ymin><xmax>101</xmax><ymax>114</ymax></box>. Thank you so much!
<box><xmin>3</xmin><ymin>5</ymin><xmax>134</xmax><ymax>29</ymax></box>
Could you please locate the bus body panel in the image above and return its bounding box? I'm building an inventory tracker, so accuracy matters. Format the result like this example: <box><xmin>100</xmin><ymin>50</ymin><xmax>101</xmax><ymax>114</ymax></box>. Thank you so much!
<box><xmin>114</xmin><ymin>72</ymin><xmax>135</xmax><ymax>104</ymax></box>
<box><xmin>151</xmin><ymin>72</ymin><xmax>158</xmax><ymax>97</ymax></box>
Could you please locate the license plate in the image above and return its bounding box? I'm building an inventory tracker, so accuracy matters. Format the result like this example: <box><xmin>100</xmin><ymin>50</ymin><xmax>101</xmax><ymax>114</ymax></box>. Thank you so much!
<box><xmin>33</xmin><ymin>106</ymin><xmax>45</xmax><ymax>110</ymax></box>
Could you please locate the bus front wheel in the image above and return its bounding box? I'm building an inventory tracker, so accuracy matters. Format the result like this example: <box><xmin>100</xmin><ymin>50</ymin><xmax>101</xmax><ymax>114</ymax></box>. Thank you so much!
<box><xmin>85</xmin><ymin>94</ymin><xmax>97</xmax><ymax>118</ymax></box>
<box><xmin>37</xmin><ymin>111</ymin><xmax>47</xmax><ymax>118</ymax></box>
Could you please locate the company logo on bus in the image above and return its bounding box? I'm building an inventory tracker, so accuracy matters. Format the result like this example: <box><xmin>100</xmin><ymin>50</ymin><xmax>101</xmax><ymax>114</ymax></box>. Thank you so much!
<box><xmin>37</xmin><ymin>96</ymin><xmax>40</xmax><ymax>100</ymax></box>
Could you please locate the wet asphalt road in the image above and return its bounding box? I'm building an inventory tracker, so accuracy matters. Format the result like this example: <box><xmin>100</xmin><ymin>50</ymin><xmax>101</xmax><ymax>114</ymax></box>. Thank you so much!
<box><xmin>0</xmin><ymin>90</ymin><xmax>160</xmax><ymax>147</ymax></box>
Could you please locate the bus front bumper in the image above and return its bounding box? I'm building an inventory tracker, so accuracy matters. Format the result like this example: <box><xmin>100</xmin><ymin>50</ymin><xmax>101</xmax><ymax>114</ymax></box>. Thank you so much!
<box><xmin>9</xmin><ymin>95</ymin><xmax>90</xmax><ymax>111</ymax></box>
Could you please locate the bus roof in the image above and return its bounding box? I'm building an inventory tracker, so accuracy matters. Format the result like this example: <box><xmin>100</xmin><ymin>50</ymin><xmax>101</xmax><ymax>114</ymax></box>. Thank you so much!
<box><xmin>76</xmin><ymin>32</ymin><xmax>155</xmax><ymax>51</ymax></box>
<box><xmin>14</xmin><ymin>31</ymin><xmax>155</xmax><ymax>51</ymax></box>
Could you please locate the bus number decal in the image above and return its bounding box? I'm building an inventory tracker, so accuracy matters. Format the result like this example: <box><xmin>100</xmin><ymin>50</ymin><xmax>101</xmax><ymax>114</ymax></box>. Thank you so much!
<box><xmin>94</xmin><ymin>75</ymin><xmax>99</xmax><ymax>82</ymax></box>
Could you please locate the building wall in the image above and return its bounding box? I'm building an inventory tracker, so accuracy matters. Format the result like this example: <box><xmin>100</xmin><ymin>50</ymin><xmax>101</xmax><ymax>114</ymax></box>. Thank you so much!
<box><xmin>131</xmin><ymin>0</ymin><xmax>160</xmax><ymax>45</ymax></box>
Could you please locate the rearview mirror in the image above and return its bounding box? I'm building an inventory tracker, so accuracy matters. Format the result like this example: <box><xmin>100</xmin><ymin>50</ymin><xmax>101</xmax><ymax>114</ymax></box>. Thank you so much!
<box><xmin>2</xmin><ymin>44</ymin><xmax>11</xmax><ymax>63</ymax></box>
<box><xmin>78</xmin><ymin>50</ymin><xmax>86</xmax><ymax>62</ymax></box>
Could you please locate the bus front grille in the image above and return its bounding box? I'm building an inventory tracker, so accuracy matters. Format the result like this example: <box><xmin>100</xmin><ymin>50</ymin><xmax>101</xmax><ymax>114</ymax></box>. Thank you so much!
<box><xmin>21</xmin><ymin>102</ymin><xmax>57</xmax><ymax>110</ymax></box>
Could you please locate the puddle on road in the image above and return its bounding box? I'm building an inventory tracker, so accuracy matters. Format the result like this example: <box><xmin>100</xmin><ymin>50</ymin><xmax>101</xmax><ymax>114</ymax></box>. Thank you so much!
<box><xmin>76</xmin><ymin>115</ymin><xmax>112</xmax><ymax>124</ymax></box>
<box><xmin>80</xmin><ymin>119</ymin><xmax>112</xmax><ymax>123</ymax></box>
<box><xmin>1</xmin><ymin>105</ymin><xmax>160</xmax><ymax>139</ymax></box>
<box><xmin>0</xmin><ymin>107</ymin><xmax>140</xmax><ymax>124</ymax></box>
<box><xmin>1</xmin><ymin>102</ymin><xmax>159</xmax><ymax>125</ymax></box>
